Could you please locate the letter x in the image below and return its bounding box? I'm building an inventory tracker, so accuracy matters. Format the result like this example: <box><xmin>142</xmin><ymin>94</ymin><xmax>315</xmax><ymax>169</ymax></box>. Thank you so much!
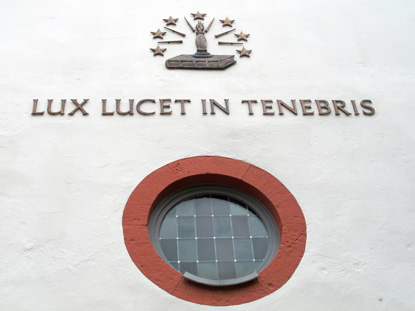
<box><xmin>69</xmin><ymin>99</ymin><xmax>89</xmax><ymax>115</ymax></box>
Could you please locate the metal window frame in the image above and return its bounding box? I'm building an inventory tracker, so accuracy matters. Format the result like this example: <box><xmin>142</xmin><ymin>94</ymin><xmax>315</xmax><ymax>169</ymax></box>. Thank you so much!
<box><xmin>148</xmin><ymin>184</ymin><xmax>280</xmax><ymax>287</ymax></box>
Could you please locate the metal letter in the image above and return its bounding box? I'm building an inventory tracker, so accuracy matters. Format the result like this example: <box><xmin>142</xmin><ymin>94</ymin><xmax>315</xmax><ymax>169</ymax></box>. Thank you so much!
<box><xmin>277</xmin><ymin>100</ymin><xmax>297</xmax><ymax>115</ymax></box>
<box><xmin>160</xmin><ymin>99</ymin><xmax>172</xmax><ymax>115</ymax></box>
<box><xmin>102</xmin><ymin>99</ymin><xmax>114</xmax><ymax>115</ymax></box>
<box><xmin>300</xmin><ymin>100</ymin><xmax>314</xmax><ymax>115</ymax></box>
<box><xmin>315</xmin><ymin>100</ymin><xmax>331</xmax><ymax>115</ymax></box>
<box><xmin>261</xmin><ymin>100</ymin><xmax>275</xmax><ymax>115</ymax></box>
<box><xmin>209</xmin><ymin>99</ymin><xmax>229</xmax><ymax>115</ymax></box>
<box><xmin>175</xmin><ymin>99</ymin><xmax>191</xmax><ymax>115</ymax></box>
<box><xmin>68</xmin><ymin>99</ymin><xmax>89</xmax><ymax>116</ymax></box>
<box><xmin>201</xmin><ymin>99</ymin><xmax>208</xmax><ymax>115</ymax></box>
<box><xmin>116</xmin><ymin>99</ymin><xmax>134</xmax><ymax>115</ymax></box>
<box><xmin>136</xmin><ymin>99</ymin><xmax>156</xmax><ymax>115</ymax></box>
<box><xmin>360</xmin><ymin>100</ymin><xmax>375</xmax><ymax>116</ymax></box>
<box><xmin>242</xmin><ymin>100</ymin><xmax>258</xmax><ymax>115</ymax></box>
<box><xmin>47</xmin><ymin>99</ymin><xmax>66</xmax><ymax>115</ymax></box>
<box><xmin>332</xmin><ymin>100</ymin><xmax>352</xmax><ymax>116</ymax></box>
<box><xmin>351</xmin><ymin>100</ymin><xmax>360</xmax><ymax>115</ymax></box>
<box><xmin>31</xmin><ymin>99</ymin><xmax>44</xmax><ymax>116</ymax></box>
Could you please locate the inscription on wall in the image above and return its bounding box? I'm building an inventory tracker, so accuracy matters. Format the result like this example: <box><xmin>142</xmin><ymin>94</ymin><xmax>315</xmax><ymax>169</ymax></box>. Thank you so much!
<box><xmin>31</xmin><ymin>99</ymin><xmax>375</xmax><ymax>116</ymax></box>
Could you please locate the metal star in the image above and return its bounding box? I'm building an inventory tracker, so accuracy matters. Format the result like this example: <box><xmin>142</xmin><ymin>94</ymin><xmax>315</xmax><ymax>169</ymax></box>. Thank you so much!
<box><xmin>191</xmin><ymin>11</ymin><xmax>206</xmax><ymax>20</ymax></box>
<box><xmin>220</xmin><ymin>17</ymin><xmax>234</xmax><ymax>27</ymax></box>
<box><xmin>163</xmin><ymin>16</ymin><xmax>179</xmax><ymax>26</ymax></box>
<box><xmin>150</xmin><ymin>45</ymin><xmax>166</xmax><ymax>56</ymax></box>
<box><xmin>234</xmin><ymin>31</ymin><xmax>250</xmax><ymax>41</ymax></box>
<box><xmin>151</xmin><ymin>29</ymin><xmax>166</xmax><ymax>39</ymax></box>
<box><xmin>236</xmin><ymin>47</ymin><xmax>252</xmax><ymax>58</ymax></box>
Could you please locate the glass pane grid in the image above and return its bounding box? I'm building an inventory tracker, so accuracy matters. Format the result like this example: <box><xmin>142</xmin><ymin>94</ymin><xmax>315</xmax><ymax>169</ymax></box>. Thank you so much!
<box><xmin>159</xmin><ymin>195</ymin><xmax>269</xmax><ymax>280</ymax></box>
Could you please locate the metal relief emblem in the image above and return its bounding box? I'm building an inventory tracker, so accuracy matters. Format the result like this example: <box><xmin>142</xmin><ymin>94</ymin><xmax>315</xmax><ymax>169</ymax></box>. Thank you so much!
<box><xmin>149</xmin><ymin>11</ymin><xmax>251</xmax><ymax>70</ymax></box>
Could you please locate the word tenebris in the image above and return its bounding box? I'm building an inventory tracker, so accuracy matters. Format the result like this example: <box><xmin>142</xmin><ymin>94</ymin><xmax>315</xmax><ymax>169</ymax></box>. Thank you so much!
<box><xmin>31</xmin><ymin>99</ymin><xmax>375</xmax><ymax>116</ymax></box>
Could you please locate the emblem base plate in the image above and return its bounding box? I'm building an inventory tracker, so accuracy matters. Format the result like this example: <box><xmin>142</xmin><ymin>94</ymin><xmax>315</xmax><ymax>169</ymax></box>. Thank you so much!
<box><xmin>165</xmin><ymin>54</ymin><xmax>236</xmax><ymax>70</ymax></box>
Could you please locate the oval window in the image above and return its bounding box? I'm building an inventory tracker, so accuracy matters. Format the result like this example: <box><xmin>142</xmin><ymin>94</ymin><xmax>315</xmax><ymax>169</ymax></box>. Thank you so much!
<box><xmin>123</xmin><ymin>156</ymin><xmax>306</xmax><ymax>305</ymax></box>
<box><xmin>148</xmin><ymin>185</ymin><xmax>280</xmax><ymax>286</ymax></box>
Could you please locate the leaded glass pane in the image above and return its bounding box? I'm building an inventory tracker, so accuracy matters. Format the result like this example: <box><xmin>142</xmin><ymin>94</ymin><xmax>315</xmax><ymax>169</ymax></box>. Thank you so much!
<box><xmin>231</xmin><ymin>216</ymin><xmax>250</xmax><ymax>237</ymax></box>
<box><xmin>195</xmin><ymin>217</ymin><xmax>214</xmax><ymax>237</ymax></box>
<box><xmin>248</xmin><ymin>214</ymin><xmax>268</xmax><ymax>237</ymax></box>
<box><xmin>176</xmin><ymin>200</ymin><xmax>194</xmax><ymax>216</ymax></box>
<box><xmin>198</xmin><ymin>262</ymin><xmax>218</xmax><ymax>280</ymax></box>
<box><xmin>194</xmin><ymin>197</ymin><xmax>211</xmax><ymax>215</ymax></box>
<box><xmin>160</xmin><ymin>239</ymin><xmax>177</xmax><ymax>261</ymax></box>
<box><xmin>178</xmin><ymin>239</ymin><xmax>197</xmax><ymax>261</ymax></box>
<box><xmin>158</xmin><ymin>194</ymin><xmax>273</xmax><ymax>282</ymax></box>
<box><xmin>197</xmin><ymin>239</ymin><xmax>215</xmax><ymax>261</ymax></box>
<box><xmin>178</xmin><ymin>217</ymin><xmax>195</xmax><ymax>238</ymax></box>
<box><xmin>229</xmin><ymin>199</ymin><xmax>248</xmax><ymax>215</ymax></box>
<box><xmin>211</xmin><ymin>196</ymin><xmax>230</xmax><ymax>215</ymax></box>
<box><xmin>179</xmin><ymin>262</ymin><xmax>197</xmax><ymax>275</ymax></box>
<box><xmin>218</xmin><ymin>261</ymin><xmax>236</xmax><ymax>279</ymax></box>
<box><xmin>252</xmin><ymin>238</ymin><xmax>268</xmax><ymax>259</ymax></box>
<box><xmin>236</xmin><ymin>261</ymin><xmax>254</xmax><ymax>278</ymax></box>
<box><xmin>234</xmin><ymin>238</ymin><xmax>254</xmax><ymax>260</ymax></box>
<box><xmin>160</xmin><ymin>217</ymin><xmax>177</xmax><ymax>239</ymax></box>
<box><xmin>215</xmin><ymin>238</ymin><xmax>234</xmax><ymax>261</ymax></box>
<box><xmin>213</xmin><ymin>216</ymin><xmax>232</xmax><ymax>237</ymax></box>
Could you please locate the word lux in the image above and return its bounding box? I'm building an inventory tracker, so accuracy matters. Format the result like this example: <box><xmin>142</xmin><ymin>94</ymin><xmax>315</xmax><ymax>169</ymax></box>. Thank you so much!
<box><xmin>32</xmin><ymin>99</ymin><xmax>90</xmax><ymax>115</ymax></box>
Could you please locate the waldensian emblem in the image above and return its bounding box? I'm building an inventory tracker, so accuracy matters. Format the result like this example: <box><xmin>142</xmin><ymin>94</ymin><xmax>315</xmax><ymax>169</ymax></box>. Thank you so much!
<box><xmin>149</xmin><ymin>11</ymin><xmax>251</xmax><ymax>70</ymax></box>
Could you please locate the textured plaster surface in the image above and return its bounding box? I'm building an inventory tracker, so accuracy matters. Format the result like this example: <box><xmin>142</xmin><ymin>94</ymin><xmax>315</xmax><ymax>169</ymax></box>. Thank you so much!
<box><xmin>1</xmin><ymin>0</ymin><xmax>415</xmax><ymax>310</ymax></box>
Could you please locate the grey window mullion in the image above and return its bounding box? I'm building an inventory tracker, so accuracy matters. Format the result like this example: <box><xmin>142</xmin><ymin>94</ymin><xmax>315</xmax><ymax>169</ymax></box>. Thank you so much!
<box><xmin>246</xmin><ymin>212</ymin><xmax>256</xmax><ymax>266</ymax></box>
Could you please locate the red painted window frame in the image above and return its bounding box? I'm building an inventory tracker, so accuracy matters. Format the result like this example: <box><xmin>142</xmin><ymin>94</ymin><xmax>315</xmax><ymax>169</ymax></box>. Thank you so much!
<box><xmin>123</xmin><ymin>156</ymin><xmax>306</xmax><ymax>306</ymax></box>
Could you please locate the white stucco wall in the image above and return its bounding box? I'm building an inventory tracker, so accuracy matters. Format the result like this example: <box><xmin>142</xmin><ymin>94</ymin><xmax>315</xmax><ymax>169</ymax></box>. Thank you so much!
<box><xmin>1</xmin><ymin>0</ymin><xmax>414</xmax><ymax>310</ymax></box>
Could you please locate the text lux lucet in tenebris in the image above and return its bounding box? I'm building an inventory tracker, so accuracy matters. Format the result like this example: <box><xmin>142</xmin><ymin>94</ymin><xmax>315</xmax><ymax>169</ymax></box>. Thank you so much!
<box><xmin>31</xmin><ymin>99</ymin><xmax>375</xmax><ymax>116</ymax></box>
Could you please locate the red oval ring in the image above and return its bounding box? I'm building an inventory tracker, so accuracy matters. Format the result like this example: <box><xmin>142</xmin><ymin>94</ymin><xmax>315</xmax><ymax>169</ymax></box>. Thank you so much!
<box><xmin>123</xmin><ymin>156</ymin><xmax>306</xmax><ymax>306</ymax></box>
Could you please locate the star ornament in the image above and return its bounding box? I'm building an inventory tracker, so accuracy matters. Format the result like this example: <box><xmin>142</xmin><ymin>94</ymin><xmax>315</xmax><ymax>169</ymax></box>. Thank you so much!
<box><xmin>163</xmin><ymin>16</ymin><xmax>178</xmax><ymax>25</ymax></box>
<box><xmin>150</xmin><ymin>45</ymin><xmax>166</xmax><ymax>56</ymax></box>
<box><xmin>151</xmin><ymin>29</ymin><xmax>166</xmax><ymax>39</ymax></box>
<box><xmin>191</xmin><ymin>11</ymin><xmax>206</xmax><ymax>20</ymax></box>
<box><xmin>220</xmin><ymin>17</ymin><xmax>234</xmax><ymax>27</ymax></box>
<box><xmin>235</xmin><ymin>31</ymin><xmax>250</xmax><ymax>41</ymax></box>
<box><xmin>237</xmin><ymin>47</ymin><xmax>252</xmax><ymax>58</ymax></box>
